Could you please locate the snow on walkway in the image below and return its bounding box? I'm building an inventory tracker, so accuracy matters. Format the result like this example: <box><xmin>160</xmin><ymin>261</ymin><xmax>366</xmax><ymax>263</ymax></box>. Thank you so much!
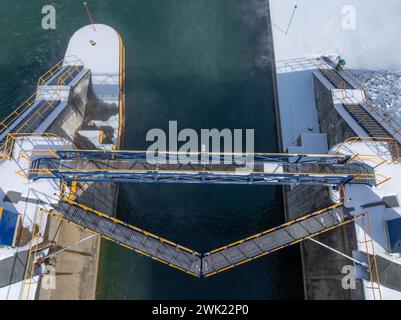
<box><xmin>270</xmin><ymin>0</ymin><xmax>401</xmax><ymax>70</ymax></box>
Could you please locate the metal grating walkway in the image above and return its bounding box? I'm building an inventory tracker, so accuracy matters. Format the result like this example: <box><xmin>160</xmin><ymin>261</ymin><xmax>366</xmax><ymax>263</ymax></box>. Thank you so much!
<box><xmin>202</xmin><ymin>205</ymin><xmax>354</xmax><ymax>277</ymax></box>
<box><xmin>28</xmin><ymin>151</ymin><xmax>376</xmax><ymax>187</ymax></box>
<box><xmin>319</xmin><ymin>68</ymin><xmax>353</xmax><ymax>89</ymax></box>
<box><xmin>44</xmin><ymin>200</ymin><xmax>361</xmax><ymax>278</ymax></box>
<box><xmin>51</xmin><ymin>200</ymin><xmax>202</xmax><ymax>277</ymax></box>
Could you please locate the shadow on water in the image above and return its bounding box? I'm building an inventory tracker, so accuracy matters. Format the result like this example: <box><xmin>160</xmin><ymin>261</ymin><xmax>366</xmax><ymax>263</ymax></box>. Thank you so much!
<box><xmin>0</xmin><ymin>0</ymin><xmax>303</xmax><ymax>299</ymax></box>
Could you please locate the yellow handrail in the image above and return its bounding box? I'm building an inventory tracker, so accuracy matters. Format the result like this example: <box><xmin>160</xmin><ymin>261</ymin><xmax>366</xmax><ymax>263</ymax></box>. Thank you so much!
<box><xmin>0</xmin><ymin>93</ymin><xmax>37</xmax><ymax>135</ymax></box>
<box><xmin>37</xmin><ymin>59</ymin><xmax>64</xmax><ymax>86</ymax></box>
<box><xmin>0</xmin><ymin>132</ymin><xmax>60</xmax><ymax>160</ymax></box>
<box><xmin>360</xmin><ymin>213</ymin><xmax>382</xmax><ymax>300</ymax></box>
<box><xmin>335</xmin><ymin>136</ymin><xmax>400</xmax><ymax>163</ymax></box>
<box><xmin>20</xmin><ymin>207</ymin><xmax>44</xmax><ymax>300</ymax></box>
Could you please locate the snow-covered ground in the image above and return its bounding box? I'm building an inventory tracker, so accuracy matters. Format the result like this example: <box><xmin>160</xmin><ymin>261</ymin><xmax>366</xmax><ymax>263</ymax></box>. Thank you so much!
<box><xmin>353</xmin><ymin>70</ymin><xmax>401</xmax><ymax>120</ymax></box>
<box><xmin>270</xmin><ymin>1</ymin><xmax>401</xmax><ymax>300</ymax></box>
<box><xmin>270</xmin><ymin>0</ymin><xmax>401</xmax><ymax>70</ymax></box>
<box><xmin>65</xmin><ymin>24</ymin><xmax>123</xmax><ymax>147</ymax></box>
<box><xmin>337</xmin><ymin>141</ymin><xmax>401</xmax><ymax>300</ymax></box>
<box><xmin>0</xmin><ymin>137</ymin><xmax>63</xmax><ymax>300</ymax></box>
<box><xmin>270</xmin><ymin>0</ymin><xmax>401</xmax><ymax>149</ymax></box>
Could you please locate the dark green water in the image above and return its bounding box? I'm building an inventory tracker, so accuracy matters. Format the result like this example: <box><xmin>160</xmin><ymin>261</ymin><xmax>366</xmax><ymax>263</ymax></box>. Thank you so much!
<box><xmin>1</xmin><ymin>0</ymin><xmax>302</xmax><ymax>299</ymax></box>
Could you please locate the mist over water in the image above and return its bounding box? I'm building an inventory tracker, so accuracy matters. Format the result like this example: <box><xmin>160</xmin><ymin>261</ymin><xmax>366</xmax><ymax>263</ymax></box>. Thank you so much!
<box><xmin>0</xmin><ymin>0</ymin><xmax>303</xmax><ymax>299</ymax></box>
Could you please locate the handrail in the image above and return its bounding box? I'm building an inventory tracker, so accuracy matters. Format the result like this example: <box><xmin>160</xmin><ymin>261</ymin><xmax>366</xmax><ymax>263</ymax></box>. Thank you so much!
<box><xmin>37</xmin><ymin>55</ymin><xmax>83</xmax><ymax>87</ymax></box>
<box><xmin>0</xmin><ymin>132</ymin><xmax>60</xmax><ymax>160</ymax></box>
<box><xmin>37</xmin><ymin>59</ymin><xmax>64</xmax><ymax>86</ymax></box>
<box><xmin>61</xmin><ymin>198</ymin><xmax>198</xmax><ymax>256</ymax></box>
<box><xmin>360</xmin><ymin>213</ymin><xmax>382</xmax><ymax>300</ymax></box>
<box><xmin>0</xmin><ymin>56</ymin><xmax>81</xmax><ymax>155</ymax></box>
<box><xmin>51</xmin><ymin>149</ymin><xmax>354</xmax><ymax>159</ymax></box>
<box><xmin>335</xmin><ymin>136</ymin><xmax>400</xmax><ymax>163</ymax></box>
<box><xmin>57</xmin><ymin>64</ymin><xmax>83</xmax><ymax>86</ymax></box>
<box><xmin>18</xmin><ymin>167</ymin><xmax>377</xmax><ymax>178</ymax></box>
<box><xmin>20</xmin><ymin>207</ymin><xmax>44</xmax><ymax>300</ymax></box>
<box><xmin>208</xmin><ymin>203</ymin><xmax>344</xmax><ymax>254</ymax></box>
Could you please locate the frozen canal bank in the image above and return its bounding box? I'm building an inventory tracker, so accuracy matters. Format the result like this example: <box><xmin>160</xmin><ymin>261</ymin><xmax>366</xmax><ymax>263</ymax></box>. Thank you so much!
<box><xmin>270</xmin><ymin>0</ymin><xmax>401</xmax><ymax>300</ymax></box>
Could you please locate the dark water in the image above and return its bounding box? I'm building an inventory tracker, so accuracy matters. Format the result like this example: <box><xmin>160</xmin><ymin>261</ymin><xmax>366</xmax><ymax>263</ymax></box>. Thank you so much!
<box><xmin>0</xmin><ymin>0</ymin><xmax>303</xmax><ymax>299</ymax></box>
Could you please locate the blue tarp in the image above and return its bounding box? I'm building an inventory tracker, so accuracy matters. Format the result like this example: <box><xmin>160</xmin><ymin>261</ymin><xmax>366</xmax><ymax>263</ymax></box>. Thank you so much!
<box><xmin>387</xmin><ymin>217</ymin><xmax>401</xmax><ymax>253</ymax></box>
<box><xmin>0</xmin><ymin>209</ymin><xmax>18</xmax><ymax>246</ymax></box>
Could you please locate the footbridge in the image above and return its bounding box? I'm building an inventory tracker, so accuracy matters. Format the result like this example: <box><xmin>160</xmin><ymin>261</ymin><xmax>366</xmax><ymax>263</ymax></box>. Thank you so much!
<box><xmin>43</xmin><ymin>199</ymin><xmax>364</xmax><ymax>277</ymax></box>
<box><xmin>25</xmin><ymin>149</ymin><xmax>378</xmax><ymax>188</ymax></box>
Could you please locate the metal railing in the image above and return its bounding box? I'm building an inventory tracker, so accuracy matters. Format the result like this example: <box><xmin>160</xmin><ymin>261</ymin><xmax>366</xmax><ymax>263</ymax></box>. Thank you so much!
<box><xmin>37</xmin><ymin>55</ymin><xmax>83</xmax><ymax>86</ymax></box>
<box><xmin>360</xmin><ymin>213</ymin><xmax>382</xmax><ymax>300</ymax></box>
<box><xmin>56</xmin><ymin>65</ymin><xmax>83</xmax><ymax>86</ymax></box>
<box><xmin>277</xmin><ymin>57</ymin><xmax>401</xmax><ymax>140</ymax></box>
<box><xmin>0</xmin><ymin>56</ymin><xmax>84</xmax><ymax>155</ymax></box>
<box><xmin>37</xmin><ymin>59</ymin><xmax>64</xmax><ymax>87</ymax></box>
<box><xmin>19</xmin><ymin>207</ymin><xmax>44</xmax><ymax>300</ymax></box>
<box><xmin>336</xmin><ymin>136</ymin><xmax>400</xmax><ymax>164</ymax></box>
<box><xmin>0</xmin><ymin>132</ymin><xmax>61</xmax><ymax>160</ymax></box>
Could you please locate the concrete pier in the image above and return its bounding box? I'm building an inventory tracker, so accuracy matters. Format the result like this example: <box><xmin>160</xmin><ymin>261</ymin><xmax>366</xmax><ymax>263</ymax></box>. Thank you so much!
<box><xmin>37</xmin><ymin>24</ymin><xmax>125</xmax><ymax>300</ymax></box>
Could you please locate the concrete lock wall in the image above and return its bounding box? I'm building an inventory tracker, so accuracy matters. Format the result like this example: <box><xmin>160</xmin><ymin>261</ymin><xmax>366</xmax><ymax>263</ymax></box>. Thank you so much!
<box><xmin>282</xmin><ymin>74</ymin><xmax>364</xmax><ymax>300</ymax></box>
<box><xmin>38</xmin><ymin>71</ymin><xmax>120</xmax><ymax>300</ymax></box>
<box><xmin>48</xmin><ymin>72</ymin><xmax>91</xmax><ymax>142</ymax></box>
<box><xmin>313</xmin><ymin>74</ymin><xmax>356</xmax><ymax>148</ymax></box>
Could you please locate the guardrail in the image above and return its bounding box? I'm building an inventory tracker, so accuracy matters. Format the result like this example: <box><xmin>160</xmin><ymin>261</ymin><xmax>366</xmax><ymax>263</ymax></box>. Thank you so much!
<box><xmin>0</xmin><ymin>56</ymin><xmax>85</xmax><ymax>156</ymax></box>
<box><xmin>37</xmin><ymin>55</ymin><xmax>83</xmax><ymax>86</ymax></box>
<box><xmin>0</xmin><ymin>132</ymin><xmax>61</xmax><ymax>160</ymax></box>
<box><xmin>336</xmin><ymin>136</ymin><xmax>400</xmax><ymax>164</ymax></box>
<box><xmin>0</xmin><ymin>93</ymin><xmax>37</xmax><ymax>137</ymax></box>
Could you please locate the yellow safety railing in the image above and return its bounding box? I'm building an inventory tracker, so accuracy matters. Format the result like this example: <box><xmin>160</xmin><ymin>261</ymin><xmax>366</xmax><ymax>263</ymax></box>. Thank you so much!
<box><xmin>41</xmin><ymin>199</ymin><xmax>200</xmax><ymax>277</ymax></box>
<box><xmin>316</xmin><ymin>59</ymin><xmax>401</xmax><ymax>142</ymax></box>
<box><xmin>0</xmin><ymin>55</ymin><xmax>84</xmax><ymax>157</ymax></box>
<box><xmin>360</xmin><ymin>212</ymin><xmax>382</xmax><ymax>300</ymax></box>
<box><xmin>205</xmin><ymin>210</ymin><xmax>367</xmax><ymax>278</ymax></box>
<box><xmin>340</xmin><ymin>70</ymin><xmax>401</xmax><ymax>136</ymax></box>
<box><xmin>0</xmin><ymin>93</ymin><xmax>37</xmax><ymax>136</ymax></box>
<box><xmin>0</xmin><ymin>132</ymin><xmax>60</xmax><ymax>160</ymax></box>
<box><xmin>207</xmin><ymin>203</ymin><xmax>345</xmax><ymax>255</ymax></box>
<box><xmin>47</xmin><ymin>149</ymin><xmax>356</xmax><ymax>159</ymax></box>
<box><xmin>339</xmin><ymin>89</ymin><xmax>401</xmax><ymax>138</ymax></box>
<box><xmin>61</xmin><ymin>198</ymin><xmax>198</xmax><ymax>256</ymax></box>
<box><xmin>56</xmin><ymin>65</ymin><xmax>83</xmax><ymax>86</ymax></box>
<box><xmin>20</xmin><ymin>207</ymin><xmax>44</xmax><ymax>300</ymax></box>
<box><xmin>336</xmin><ymin>136</ymin><xmax>400</xmax><ymax>164</ymax></box>
<box><xmin>37</xmin><ymin>59</ymin><xmax>64</xmax><ymax>86</ymax></box>
<box><xmin>17</xmin><ymin>167</ymin><xmax>380</xmax><ymax>184</ymax></box>
<box><xmin>37</xmin><ymin>55</ymin><xmax>83</xmax><ymax>87</ymax></box>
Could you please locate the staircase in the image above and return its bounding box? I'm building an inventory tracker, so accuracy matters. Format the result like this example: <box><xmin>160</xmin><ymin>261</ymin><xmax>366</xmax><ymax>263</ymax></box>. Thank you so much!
<box><xmin>320</xmin><ymin>68</ymin><xmax>353</xmax><ymax>89</ymax></box>
<box><xmin>47</xmin><ymin>65</ymin><xmax>84</xmax><ymax>86</ymax></box>
<box><xmin>319</xmin><ymin>65</ymin><xmax>401</xmax><ymax>162</ymax></box>
<box><xmin>343</xmin><ymin>104</ymin><xmax>401</xmax><ymax>160</ymax></box>
<box><xmin>344</xmin><ymin>104</ymin><xmax>391</xmax><ymax>138</ymax></box>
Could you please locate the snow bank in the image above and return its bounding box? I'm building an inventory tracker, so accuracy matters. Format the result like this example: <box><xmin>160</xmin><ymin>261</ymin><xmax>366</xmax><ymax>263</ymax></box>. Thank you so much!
<box><xmin>270</xmin><ymin>0</ymin><xmax>401</xmax><ymax>70</ymax></box>
<box><xmin>352</xmin><ymin>70</ymin><xmax>401</xmax><ymax>120</ymax></box>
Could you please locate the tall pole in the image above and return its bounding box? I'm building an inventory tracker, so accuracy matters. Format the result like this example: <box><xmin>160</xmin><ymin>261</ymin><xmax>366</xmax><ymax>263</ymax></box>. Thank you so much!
<box><xmin>308</xmin><ymin>237</ymin><xmax>368</xmax><ymax>268</ymax></box>
<box><xmin>83</xmin><ymin>1</ymin><xmax>96</xmax><ymax>31</ymax></box>
<box><xmin>35</xmin><ymin>233</ymin><xmax>98</xmax><ymax>267</ymax></box>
